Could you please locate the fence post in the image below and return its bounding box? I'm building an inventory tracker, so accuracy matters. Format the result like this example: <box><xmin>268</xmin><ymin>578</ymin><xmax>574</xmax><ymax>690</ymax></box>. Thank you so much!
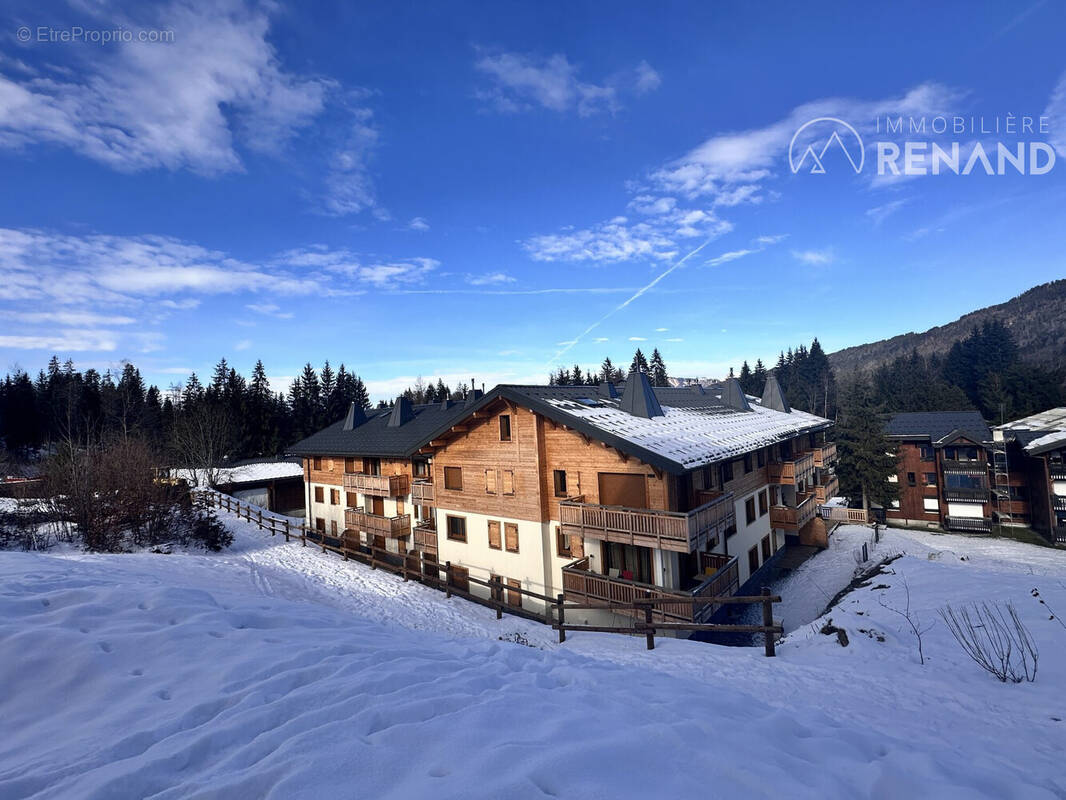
<box><xmin>557</xmin><ymin>593</ymin><xmax>566</xmax><ymax>643</ymax></box>
<box><xmin>402</xmin><ymin>553</ymin><xmax>409</xmax><ymax>582</ymax></box>
<box><xmin>762</xmin><ymin>587</ymin><xmax>776</xmax><ymax>657</ymax></box>
<box><xmin>490</xmin><ymin>576</ymin><xmax>502</xmax><ymax>619</ymax></box>
<box><xmin>445</xmin><ymin>562</ymin><xmax>452</xmax><ymax>598</ymax></box>
<box><xmin>283</xmin><ymin>519</ymin><xmax>290</xmax><ymax>542</ymax></box>
<box><xmin>643</xmin><ymin>590</ymin><xmax>655</xmax><ymax>651</ymax></box>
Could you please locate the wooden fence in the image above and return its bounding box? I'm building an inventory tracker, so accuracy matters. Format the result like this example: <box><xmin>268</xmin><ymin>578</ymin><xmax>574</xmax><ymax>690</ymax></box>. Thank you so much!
<box><xmin>196</xmin><ymin>489</ymin><xmax>782</xmax><ymax>656</ymax></box>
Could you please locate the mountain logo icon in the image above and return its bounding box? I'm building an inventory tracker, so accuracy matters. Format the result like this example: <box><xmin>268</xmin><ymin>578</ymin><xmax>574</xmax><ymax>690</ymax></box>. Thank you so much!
<box><xmin>788</xmin><ymin>117</ymin><xmax>865</xmax><ymax>175</ymax></box>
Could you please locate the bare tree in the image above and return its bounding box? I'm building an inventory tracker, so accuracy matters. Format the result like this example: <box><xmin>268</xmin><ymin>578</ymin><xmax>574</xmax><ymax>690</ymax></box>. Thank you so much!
<box><xmin>939</xmin><ymin>602</ymin><xmax>1038</xmax><ymax>683</ymax></box>
<box><xmin>878</xmin><ymin>577</ymin><xmax>933</xmax><ymax>665</ymax></box>
<box><xmin>169</xmin><ymin>402</ymin><xmax>233</xmax><ymax>488</ymax></box>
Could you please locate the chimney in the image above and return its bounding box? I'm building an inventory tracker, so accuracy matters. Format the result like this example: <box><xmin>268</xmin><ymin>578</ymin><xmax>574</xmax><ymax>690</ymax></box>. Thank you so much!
<box><xmin>343</xmin><ymin>401</ymin><xmax>367</xmax><ymax>431</ymax></box>
<box><xmin>387</xmin><ymin>395</ymin><xmax>415</xmax><ymax>427</ymax></box>
<box><xmin>761</xmin><ymin>372</ymin><xmax>791</xmax><ymax>413</ymax></box>
<box><xmin>721</xmin><ymin>377</ymin><xmax>752</xmax><ymax>411</ymax></box>
<box><xmin>619</xmin><ymin>370</ymin><xmax>663</xmax><ymax>419</ymax></box>
<box><xmin>464</xmin><ymin>388</ymin><xmax>484</xmax><ymax>407</ymax></box>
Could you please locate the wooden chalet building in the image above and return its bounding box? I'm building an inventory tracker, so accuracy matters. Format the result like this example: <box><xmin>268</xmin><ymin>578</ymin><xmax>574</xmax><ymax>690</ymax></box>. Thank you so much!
<box><xmin>883</xmin><ymin>411</ymin><xmax>994</xmax><ymax>532</ymax></box>
<box><xmin>991</xmin><ymin>408</ymin><xmax>1066</xmax><ymax>544</ymax></box>
<box><xmin>288</xmin><ymin>371</ymin><xmax>837</xmax><ymax>625</ymax></box>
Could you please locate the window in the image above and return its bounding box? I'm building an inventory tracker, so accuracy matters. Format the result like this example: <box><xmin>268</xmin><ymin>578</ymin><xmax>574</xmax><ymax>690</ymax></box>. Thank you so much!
<box><xmin>945</xmin><ymin>473</ymin><xmax>987</xmax><ymax>490</ymax></box>
<box><xmin>720</xmin><ymin>460</ymin><xmax>734</xmax><ymax>484</ymax></box>
<box><xmin>346</xmin><ymin>491</ymin><xmax>357</xmax><ymax>507</ymax></box>
<box><xmin>330</xmin><ymin>519</ymin><xmax>338</xmax><ymax>535</ymax></box>
<box><xmin>488</xmin><ymin>520</ymin><xmax>501</xmax><ymax>550</ymax></box>
<box><xmin>499</xmin><ymin>414</ymin><xmax>512</xmax><ymax>442</ymax></box>
<box><xmin>757</xmin><ymin>449</ymin><xmax>766</xmax><ymax>468</ymax></box>
<box><xmin>745</xmin><ymin>497</ymin><xmax>756</xmax><ymax>525</ymax></box>
<box><xmin>330</xmin><ymin>489</ymin><xmax>340</xmax><ymax>505</ymax></box>
<box><xmin>315</xmin><ymin>517</ymin><xmax>325</xmax><ymax>532</ymax></box>
<box><xmin>444</xmin><ymin>467</ymin><xmax>463</xmax><ymax>491</ymax></box>
<box><xmin>924</xmin><ymin>472</ymin><xmax>937</xmax><ymax>486</ymax></box>
<box><xmin>748</xmin><ymin>545</ymin><xmax>759</xmax><ymax>575</ymax></box>
<box><xmin>761</xmin><ymin>534</ymin><xmax>771</xmax><ymax>561</ymax></box>
<box><xmin>412</xmin><ymin>460</ymin><xmax>428</xmax><ymax>478</ymax></box>
<box><xmin>314</xmin><ymin>486</ymin><xmax>324</xmax><ymax>503</ymax></box>
<box><xmin>919</xmin><ymin>446</ymin><xmax>934</xmax><ymax>462</ymax></box>
<box><xmin>556</xmin><ymin>529</ymin><xmax>571</xmax><ymax>557</ymax></box>
<box><xmin>446</xmin><ymin>515</ymin><xmax>467</xmax><ymax>542</ymax></box>
<box><xmin>743</xmin><ymin>453</ymin><xmax>753</xmax><ymax>474</ymax></box>
<box><xmin>506</xmin><ymin>578</ymin><xmax>522</xmax><ymax>608</ymax></box>
<box><xmin>501</xmin><ymin>470</ymin><xmax>515</xmax><ymax>495</ymax></box>
<box><xmin>907</xmin><ymin>472</ymin><xmax>917</xmax><ymax>487</ymax></box>
<box><xmin>485</xmin><ymin>469</ymin><xmax>497</xmax><ymax>494</ymax></box>
<box><xmin>944</xmin><ymin>447</ymin><xmax>956</xmax><ymax>460</ymax></box>
<box><xmin>312</xmin><ymin>457</ymin><xmax>322</xmax><ymax>471</ymax></box>
<box><xmin>923</xmin><ymin>498</ymin><xmax>940</xmax><ymax>512</ymax></box>
<box><xmin>758</xmin><ymin>489</ymin><xmax>768</xmax><ymax>516</ymax></box>
<box><xmin>553</xmin><ymin>470</ymin><xmax>568</xmax><ymax>497</ymax></box>
<box><xmin>505</xmin><ymin>522</ymin><xmax>519</xmax><ymax>553</ymax></box>
<box><xmin>345</xmin><ymin>457</ymin><xmax>356</xmax><ymax>473</ymax></box>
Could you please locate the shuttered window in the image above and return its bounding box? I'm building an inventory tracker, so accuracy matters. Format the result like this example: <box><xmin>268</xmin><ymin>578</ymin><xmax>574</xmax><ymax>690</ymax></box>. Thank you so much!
<box><xmin>748</xmin><ymin>545</ymin><xmax>759</xmax><ymax>575</ymax></box>
<box><xmin>488</xmin><ymin>520</ymin><xmax>501</xmax><ymax>550</ymax></box>
<box><xmin>314</xmin><ymin>486</ymin><xmax>324</xmax><ymax>503</ymax></box>
<box><xmin>507</xmin><ymin>579</ymin><xmax>522</xmax><ymax>608</ymax></box>
<box><xmin>346</xmin><ymin>491</ymin><xmax>358</xmax><ymax>507</ymax></box>
<box><xmin>758</xmin><ymin>490</ymin><xmax>768</xmax><ymax>516</ymax></box>
<box><xmin>501</xmin><ymin>470</ymin><xmax>515</xmax><ymax>495</ymax></box>
<box><xmin>312</xmin><ymin>457</ymin><xmax>322</xmax><ymax>471</ymax></box>
<box><xmin>331</xmin><ymin>520</ymin><xmax>338</xmax><ymax>535</ymax></box>
<box><xmin>444</xmin><ymin>467</ymin><xmax>462</xmax><ymax>491</ymax></box>
<box><xmin>330</xmin><ymin>489</ymin><xmax>340</xmax><ymax>505</ymax></box>
<box><xmin>556</xmin><ymin>526</ymin><xmax>582</xmax><ymax>558</ymax></box>
<box><xmin>499</xmin><ymin>414</ymin><xmax>511</xmax><ymax>441</ymax></box>
<box><xmin>485</xmin><ymin>469</ymin><xmax>497</xmax><ymax>494</ymax></box>
<box><xmin>345</xmin><ymin>458</ymin><xmax>356</xmax><ymax>473</ymax></box>
<box><xmin>446</xmin><ymin>515</ymin><xmax>467</xmax><ymax>542</ymax></box>
<box><xmin>505</xmin><ymin>522</ymin><xmax>519</xmax><ymax>553</ymax></box>
<box><xmin>761</xmin><ymin>534</ymin><xmax>771</xmax><ymax>560</ymax></box>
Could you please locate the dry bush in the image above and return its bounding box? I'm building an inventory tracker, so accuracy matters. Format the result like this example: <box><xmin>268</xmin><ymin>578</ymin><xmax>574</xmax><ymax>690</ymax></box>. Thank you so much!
<box><xmin>939</xmin><ymin>602</ymin><xmax>1038</xmax><ymax>683</ymax></box>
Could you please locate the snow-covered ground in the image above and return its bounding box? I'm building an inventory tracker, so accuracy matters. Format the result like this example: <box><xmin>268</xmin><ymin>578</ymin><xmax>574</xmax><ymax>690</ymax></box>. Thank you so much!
<box><xmin>2</xmin><ymin>513</ymin><xmax>1065</xmax><ymax>798</ymax></box>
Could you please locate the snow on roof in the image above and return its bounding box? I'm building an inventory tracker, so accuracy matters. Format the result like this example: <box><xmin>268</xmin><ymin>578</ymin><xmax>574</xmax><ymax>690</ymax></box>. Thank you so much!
<box><xmin>1025</xmin><ymin>429</ymin><xmax>1066</xmax><ymax>454</ymax></box>
<box><xmin>175</xmin><ymin>461</ymin><xmax>303</xmax><ymax>488</ymax></box>
<box><xmin>994</xmin><ymin>407</ymin><xmax>1066</xmax><ymax>454</ymax></box>
<box><xmin>542</xmin><ymin>395</ymin><xmax>829</xmax><ymax>470</ymax></box>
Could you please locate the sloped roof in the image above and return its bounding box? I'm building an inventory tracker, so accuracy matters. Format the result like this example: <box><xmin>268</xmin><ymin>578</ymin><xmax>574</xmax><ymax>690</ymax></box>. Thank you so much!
<box><xmin>885</xmin><ymin>411</ymin><xmax>991</xmax><ymax>446</ymax></box>
<box><xmin>994</xmin><ymin>407</ymin><xmax>1066</xmax><ymax>455</ymax></box>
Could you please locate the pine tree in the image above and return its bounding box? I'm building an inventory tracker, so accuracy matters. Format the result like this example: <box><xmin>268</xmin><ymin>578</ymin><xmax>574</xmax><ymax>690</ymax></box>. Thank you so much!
<box><xmin>836</xmin><ymin>380</ymin><xmax>900</xmax><ymax>513</ymax></box>
<box><xmin>629</xmin><ymin>348</ymin><xmax>648</xmax><ymax>374</ymax></box>
<box><xmin>600</xmin><ymin>357</ymin><xmax>614</xmax><ymax>383</ymax></box>
<box><xmin>571</xmin><ymin>364</ymin><xmax>584</xmax><ymax>385</ymax></box>
<box><xmin>738</xmin><ymin>361</ymin><xmax>753</xmax><ymax>393</ymax></box>
<box><xmin>649</xmin><ymin>348</ymin><xmax>668</xmax><ymax>386</ymax></box>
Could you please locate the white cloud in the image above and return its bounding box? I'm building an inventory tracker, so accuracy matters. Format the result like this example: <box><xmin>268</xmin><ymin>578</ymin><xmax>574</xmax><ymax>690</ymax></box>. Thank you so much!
<box><xmin>791</xmin><ymin>248</ymin><xmax>835</xmax><ymax>265</ymax></box>
<box><xmin>665</xmin><ymin>337</ymin><xmax>683</xmax><ymax>342</ymax></box>
<box><xmin>274</xmin><ymin>245</ymin><xmax>439</xmax><ymax>288</ymax></box>
<box><xmin>465</xmin><ymin>272</ymin><xmax>516</xmax><ymax>286</ymax></box>
<box><xmin>628</xmin><ymin>336</ymin><xmax>647</xmax><ymax>341</ymax></box>
<box><xmin>319</xmin><ymin>106</ymin><xmax>381</xmax><ymax>216</ymax></box>
<box><xmin>159</xmin><ymin>298</ymin><xmax>200</xmax><ymax>310</ymax></box>
<box><xmin>5</xmin><ymin>310</ymin><xmax>136</xmax><ymax>325</ymax></box>
<box><xmin>408</xmin><ymin>217</ymin><xmax>430</xmax><ymax>231</ymax></box>
<box><xmin>0</xmin><ymin>0</ymin><xmax>328</xmax><ymax>174</ymax></box>
<box><xmin>0</xmin><ymin>330</ymin><xmax>119</xmax><ymax>351</ymax></box>
<box><xmin>706</xmin><ymin>248</ymin><xmax>754</xmax><ymax>267</ymax></box>
<box><xmin>866</xmin><ymin>199</ymin><xmax>909</xmax><ymax>226</ymax></box>
<box><xmin>593</xmin><ymin>337</ymin><xmax>609</xmax><ymax>343</ymax></box>
<box><xmin>474</xmin><ymin>50</ymin><xmax>660</xmax><ymax>116</ymax></box>
<box><xmin>655</xmin><ymin>327</ymin><xmax>668</xmax><ymax>332</ymax></box>
<box><xmin>246</xmin><ymin>303</ymin><xmax>294</xmax><ymax>319</ymax></box>
<box><xmin>1044</xmin><ymin>69</ymin><xmax>1066</xmax><ymax>156</ymax></box>
<box><xmin>234</xmin><ymin>339</ymin><xmax>253</xmax><ymax>351</ymax></box>
<box><xmin>754</xmin><ymin>234</ymin><xmax>788</xmax><ymax>246</ymax></box>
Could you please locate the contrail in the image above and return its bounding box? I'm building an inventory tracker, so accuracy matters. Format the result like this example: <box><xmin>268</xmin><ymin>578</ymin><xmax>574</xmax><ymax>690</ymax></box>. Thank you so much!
<box><xmin>546</xmin><ymin>237</ymin><xmax>717</xmax><ymax>368</ymax></box>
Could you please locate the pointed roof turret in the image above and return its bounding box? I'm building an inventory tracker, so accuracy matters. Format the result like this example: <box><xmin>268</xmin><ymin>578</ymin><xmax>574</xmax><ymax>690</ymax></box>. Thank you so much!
<box><xmin>619</xmin><ymin>370</ymin><xmax>663</xmax><ymax>419</ymax></box>
<box><xmin>721</xmin><ymin>377</ymin><xmax>752</xmax><ymax>411</ymax></box>
<box><xmin>342</xmin><ymin>401</ymin><xmax>367</xmax><ymax>431</ymax></box>
<box><xmin>387</xmin><ymin>395</ymin><xmax>415</xmax><ymax>427</ymax></box>
<box><xmin>761</xmin><ymin>372</ymin><xmax>791</xmax><ymax>413</ymax></box>
<box><xmin>599</xmin><ymin>381</ymin><xmax>619</xmax><ymax>399</ymax></box>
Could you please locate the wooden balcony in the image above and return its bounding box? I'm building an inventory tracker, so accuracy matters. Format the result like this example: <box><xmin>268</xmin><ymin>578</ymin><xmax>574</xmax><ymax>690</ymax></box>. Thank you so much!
<box><xmin>558</xmin><ymin>492</ymin><xmax>735</xmax><ymax>554</ymax></box>
<box><xmin>561</xmin><ymin>554</ymin><xmax>740</xmax><ymax>624</ymax></box>
<box><xmin>413</xmin><ymin>519</ymin><xmax>438</xmax><ymax>554</ymax></box>
<box><xmin>344</xmin><ymin>507</ymin><xmax>411</xmax><ymax>538</ymax></box>
<box><xmin>767</xmin><ymin>452</ymin><xmax>815</xmax><ymax>486</ymax></box>
<box><xmin>941</xmin><ymin>459</ymin><xmax>987</xmax><ymax>476</ymax></box>
<box><xmin>944</xmin><ymin>516</ymin><xmax>992</xmax><ymax>533</ymax></box>
<box><xmin>812</xmin><ymin>442</ymin><xmax>837</xmax><ymax>468</ymax></box>
<box><xmin>343</xmin><ymin>472</ymin><xmax>410</xmax><ymax>497</ymax></box>
<box><xmin>769</xmin><ymin>492</ymin><xmax>818</xmax><ymax>531</ymax></box>
<box><xmin>814</xmin><ymin>473</ymin><xmax>839</xmax><ymax>504</ymax></box>
<box><xmin>818</xmin><ymin>506</ymin><xmax>869</xmax><ymax>524</ymax></box>
<box><xmin>411</xmin><ymin>480</ymin><xmax>435</xmax><ymax>506</ymax></box>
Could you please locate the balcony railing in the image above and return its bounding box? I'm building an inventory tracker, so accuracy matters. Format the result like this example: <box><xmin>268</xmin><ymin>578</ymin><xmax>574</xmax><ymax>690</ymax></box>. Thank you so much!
<box><xmin>343</xmin><ymin>472</ymin><xmax>410</xmax><ymax>497</ymax></box>
<box><xmin>941</xmin><ymin>459</ymin><xmax>987</xmax><ymax>476</ymax></box>
<box><xmin>1053</xmin><ymin>526</ymin><xmax>1066</xmax><ymax>545</ymax></box>
<box><xmin>943</xmin><ymin>486</ymin><xmax>989</xmax><ymax>503</ymax></box>
<box><xmin>561</xmin><ymin>554</ymin><xmax>740</xmax><ymax>624</ymax></box>
<box><xmin>814</xmin><ymin>474</ymin><xmax>839</xmax><ymax>504</ymax></box>
<box><xmin>344</xmin><ymin>507</ymin><xmax>411</xmax><ymax>537</ymax></box>
<box><xmin>411</xmin><ymin>480</ymin><xmax>435</xmax><ymax>505</ymax></box>
<box><xmin>1049</xmin><ymin>464</ymin><xmax>1066</xmax><ymax>480</ymax></box>
<box><xmin>767</xmin><ymin>452</ymin><xmax>815</xmax><ymax>486</ymax></box>
<box><xmin>413</xmin><ymin>518</ymin><xmax>438</xmax><ymax>553</ymax></box>
<box><xmin>769</xmin><ymin>492</ymin><xmax>818</xmax><ymax>531</ymax></box>
<box><xmin>812</xmin><ymin>442</ymin><xmax>837</xmax><ymax>468</ymax></box>
<box><xmin>944</xmin><ymin>516</ymin><xmax>992</xmax><ymax>533</ymax></box>
<box><xmin>819</xmin><ymin>506</ymin><xmax>869</xmax><ymax>524</ymax></box>
<box><xmin>558</xmin><ymin>492</ymin><xmax>735</xmax><ymax>554</ymax></box>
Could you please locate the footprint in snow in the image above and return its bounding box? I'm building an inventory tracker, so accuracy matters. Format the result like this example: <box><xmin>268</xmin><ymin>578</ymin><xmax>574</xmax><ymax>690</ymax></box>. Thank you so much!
<box><xmin>98</xmin><ymin>642</ymin><xmax>113</xmax><ymax>653</ymax></box>
<box><xmin>208</xmin><ymin>631</ymin><xmax>224</xmax><ymax>638</ymax></box>
<box><xmin>40</xmin><ymin>598</ymin><xmax>51</xmax><ymax>607</ymax></box>
<box><xmin>131</xmin><ymin>668</ymin><xmax>144</xmax><ymax>677</ymax></box>
<box><xmin>156</xmin><ymin>689</ymin><xmax>171</xmax><ymax>701</ymax></box>
<box><xmin>428</xmin><ymin>767</ymin><xmax>450</xmax><ymax>778</ymax></box>
<box><xmin>137</xmin><ymin>602</ymin><xmax>148</xmax><ymax>610</ymax></box>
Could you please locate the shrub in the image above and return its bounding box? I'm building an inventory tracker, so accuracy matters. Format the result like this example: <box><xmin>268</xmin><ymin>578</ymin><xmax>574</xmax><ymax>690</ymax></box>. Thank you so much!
<box><xmin>939</xmin><ymin>602</ymin><xmax>1038</xmax><ymax>683</ymax></box>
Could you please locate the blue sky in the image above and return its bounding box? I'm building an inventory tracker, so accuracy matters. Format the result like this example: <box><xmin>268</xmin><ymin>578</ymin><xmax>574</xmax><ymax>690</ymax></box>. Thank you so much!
<box><xmin>1</xmin><ymin>0</ymin><xmax>1064</xmax><ymax>401</ymax></box>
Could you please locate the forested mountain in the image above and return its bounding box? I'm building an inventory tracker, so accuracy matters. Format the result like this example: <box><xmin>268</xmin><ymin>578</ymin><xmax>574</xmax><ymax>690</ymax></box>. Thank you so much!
<box><xmin>829</xmin><ymin>280</ymin><xmax>1066</xmax><ymax>376</ymax></box>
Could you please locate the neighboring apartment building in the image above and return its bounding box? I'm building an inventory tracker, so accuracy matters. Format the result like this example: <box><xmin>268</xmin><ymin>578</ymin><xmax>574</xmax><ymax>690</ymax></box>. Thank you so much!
<box><xmin>289</xmin><ymin>371</ymin><xmax>836</xmax><ymax>625</ymax></box>
<box><xmin>884</xmin><ymin>411</ymin><xmax>994</xmax><ymax>532</ymax></box>
<box><xmin>991</xmin><ymin>408</ymin><xmax>1066</xmax><ymax>544</ymax></box>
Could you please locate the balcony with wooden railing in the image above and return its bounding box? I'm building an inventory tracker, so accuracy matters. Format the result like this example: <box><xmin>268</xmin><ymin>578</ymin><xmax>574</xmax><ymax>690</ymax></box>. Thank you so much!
<box><xmin>343</xmin><ymin>472</ymin><xmax>410</xmax><ymax>497</ymax></box>
<box><xmin>812</xmin><ymin>442</ymin><xmax>837</xmax><ymax>468</ymax></box>
<box><xmin>561</xmin><ymin>553</ymin><xmax>740</xmax><ymax>624</ymax></box>
<box><xmin>767</xmin><ymin>452</ymin><xmax>815</xmax><ymax>486</ymax></box>
<box><xmin>344</xmin><ymin>507</ymin><xmax>411</xmax><ymax>538</ymax></box>
<box><xmin>411</xmin><ymin>480</ymin><xmax>435</xmax><ymax>506</ymax></box>
<box><xmin>814</xmin><ymin>473</ymin><xmax>839</xmax><ymax>504</ymax></box>
<box><xmin>769</xmin><ymin>491</ymin><xmax>817</xmax><ymax>531</ymax></box>
<box><xmin>819</xmin><ymin>506</ymin><xmax>869</xmax><ymax>524</ymax></box>
<box><xmin>413</xmin><ymin>517</ymin><xmax>438</xmax><ymax>553</ymax></box>
<box><xmin>558</xmin><ymin>492</ymin><xmax>735</xmax><ymax>554</ymax></box>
